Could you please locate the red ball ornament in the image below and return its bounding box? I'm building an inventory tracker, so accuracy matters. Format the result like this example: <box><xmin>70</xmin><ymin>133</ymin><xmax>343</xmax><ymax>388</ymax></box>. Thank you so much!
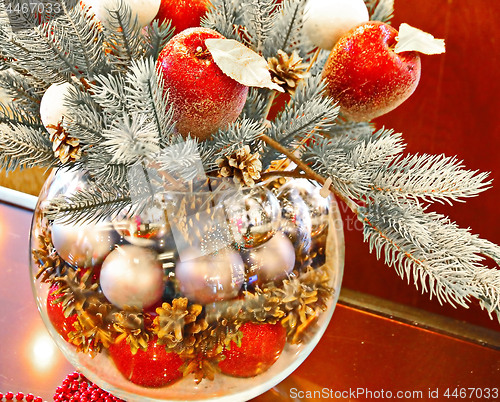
<box><xmin>108</xmin><ymin>337</ymin><xmax>183</xmax><ymax>387</ymax></box>
<box><xmin>46</xmin><ymin>283</ymin><xmax>78</xmax><ymax>341</ymax></box>
<box><xmin>219</xmin><ymin>322</ymin><xmax>287</xmax><ymax>377</ymax></box>
<box><xmin>156</xmin><ymin>27</ymin><xmax>248</xmax><ymax>140</ymax></box>
<box><xmin>155</xmin><ymin>0</ymin><xmax>211</xmax><ymax>34</ymax></box>
<box><xmin>322</xmin><ymin>21</ymin><xmax>421</xmax><ymax>121</ymax></box>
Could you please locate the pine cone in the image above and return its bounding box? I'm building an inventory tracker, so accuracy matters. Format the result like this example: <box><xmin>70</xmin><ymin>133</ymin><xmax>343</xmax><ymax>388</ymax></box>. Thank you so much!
<box><xmin>268</xmin><ymin>50</ymin><xmax>309</xmax><ymax>95</ymax></box>
<box><xmin>112</xmin><ymin>307</ymin><xmax>151</xmax><ymax>354</ymax></box>
<box><xmin>238</xmin><ymin>287</ymin><xmax>285</xmax><ymax>324</ymax></box>
<box><xmin>216</xmin><ymin>145</ymin><xmax>262</xmax><ymax>187</ymax></box>
<box><xmin>47</xmin><ymin>120</ymin><xmax>81</xmax><ymax>164</ymax></box>
<box><xmin>153</xmin><ymin>298</ymin><xmax>207</xmax><ymax>354</ymax></box>
<box><xmin>68</xmin><ymin>302</ymin><xmax>116</xmax><ymax>356</ymax></box>
<box><xmin>33</xmin><ymin>226</ymin><xmax>66</xmax><ymax>284</ymax></box>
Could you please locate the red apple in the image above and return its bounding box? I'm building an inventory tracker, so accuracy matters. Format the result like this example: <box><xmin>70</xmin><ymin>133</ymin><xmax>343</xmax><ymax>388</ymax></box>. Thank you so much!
<box><xmin>108</xmin><ymin>337</ymin><xmax>183</xmax><ymax>387</ymax></box>
<box><xmin>219</xmin><ymin>322</ymin><xmax>286</xmax><ymax>377</ymax></box>
<box><xmin>322</xmin><ymin>21</ymin><xmax>421</xmax><ymax>121</ymax></box>
<box><xmin>47</xmin><ymin>283</ymin><xmax>78</xmax><ymax>342</ymax></box>
<box><xmin>155</xmin><ymin>0</ymin><xmax>211</xmax><ymax>34</ymax></box>
<box><xmin>156</xmin><ymin>27</ymin><xmax>248</xmax><ymax>140</ymax></box>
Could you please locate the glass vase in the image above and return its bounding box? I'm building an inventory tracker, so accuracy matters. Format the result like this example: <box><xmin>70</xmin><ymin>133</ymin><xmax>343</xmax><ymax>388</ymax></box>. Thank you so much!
<box><xmin>29</xmin><ymin>168</ymin><xmax>344</xmax><ymax>401</ymax></box>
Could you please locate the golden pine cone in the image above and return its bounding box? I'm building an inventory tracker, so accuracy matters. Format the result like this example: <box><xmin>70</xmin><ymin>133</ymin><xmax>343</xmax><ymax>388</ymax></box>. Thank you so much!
<box><xmin>47</xmin><ymin>120</ymin><xmax>81</xmax><ymax>164</ymax></box>
<box><xmin>268</xmin><ymin>50</ymin><xmax>309</xmax><ymax>95</ymax></box>
<box><xmin>216</xmin><ymin>145</ymin><xmax>262</xmax><ymax>187</ymax></box>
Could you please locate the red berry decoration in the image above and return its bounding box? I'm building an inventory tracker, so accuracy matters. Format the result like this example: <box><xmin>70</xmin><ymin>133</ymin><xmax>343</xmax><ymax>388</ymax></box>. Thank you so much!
<box><xmin>54</xmin><ymin>371</ymin><xmax>124</xmax><ymax>402</ymax></box>
<box><xmin>219</xmin><ymin>322</ymin><xmax>287</xmax><ymax>377</ymax></box>
<box><xmin>108</xmin><ymin>337</ymin><xmax>184</xmax><ymax>387</ymax></box>
<box><xmin>156</xmin><ymin>27</ymin><xmax>249</xmax><ymax>140</ymax></box>
<box><xmin>322</xmin><ymin>21</ymin><xmax>421</xmax><ymax>121</ymax></box>
<box><xmin>155</xmin><ymin>0</ymin><xmax>211</xmax><ymax>34</ymax></box>
<box><xmin>46</xmin><ymin>283</ymin><xmax>78</xmax><ymax>342</ymax></box>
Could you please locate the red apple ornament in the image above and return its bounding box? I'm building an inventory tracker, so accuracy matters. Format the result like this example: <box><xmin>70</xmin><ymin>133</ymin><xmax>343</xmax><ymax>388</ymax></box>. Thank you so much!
<box><xmin>322</xmin><ymin>21</ymin><xmax>421</xmax><ymax>121</ymax></box>
<box><xmin>47</xmin><ymin>283</ymin><xmax>78</xmax><ymax>342</ymax></box>
<box><xmin>219</xmin><ymin>322</ymin><xmax>286</xmax><ymax>377</ymax></box>
<box><xmin>156</xmin><ymin>27</ymin><xmax>248</xmax><ymax>140</ymax></box>
<box><xmin>108</xmin><ymin>337</ymin><xmax>183</xmax><ymax>387</ymax></box>
<box><xmin>155</xmin><ymin>0</ymin><xmax>211</xmax><ymax>34</ymax></box>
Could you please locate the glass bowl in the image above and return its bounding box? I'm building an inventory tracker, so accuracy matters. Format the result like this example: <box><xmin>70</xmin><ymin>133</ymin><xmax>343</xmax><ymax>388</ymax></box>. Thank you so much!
<box><xmin>30</xmin><ymin>168</ymin><xmax>344</xmax><ymax>401</ymax></box>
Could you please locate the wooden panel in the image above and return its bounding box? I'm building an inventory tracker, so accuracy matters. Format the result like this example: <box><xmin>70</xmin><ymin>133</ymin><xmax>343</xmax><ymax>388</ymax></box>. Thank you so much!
<box><xmin>342</xmin><ymin>0</ymin><xmax>500</xmax><ymax>329</ymax></box>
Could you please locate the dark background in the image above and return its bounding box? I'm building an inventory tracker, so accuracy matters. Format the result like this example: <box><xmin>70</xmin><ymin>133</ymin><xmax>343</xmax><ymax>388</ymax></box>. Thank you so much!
<box><xmin>342</xmin><ymin>0</ymin><xmax>500</xmax><ymax>329</ymax></box>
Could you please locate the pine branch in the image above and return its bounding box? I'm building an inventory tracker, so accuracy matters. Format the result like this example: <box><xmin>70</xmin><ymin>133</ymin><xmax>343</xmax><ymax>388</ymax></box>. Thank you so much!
<box><xmin>0</xmin><ymin>122</ymin><xmax>57</xmax><ymax>170</ymax></box>
<box><xmin>359</xmin><ymin>197</ymin><xmax>500</xmax><ymax>313</ymax></box>
<box><xmin>102</xmin><ymin>0</ymin><xmax>148</xmax><ymax>70</ymax></box>
<box><xmin>240</xmin><ymin>0</ymin><xmax>277</xmax><ymax>54</ymax></box>
<box><xmin>42</xmin><ymin>183</ymin><xmax>134</xmax><ymax>224</ymax></box>
<box><xmin>0</xmin><ymin>102</ymin><xmax>44</xmax><ymax>130</ymax></box>
<box><xmin>241</xmin><ymin>87</ymin><xmax>269</xmax><ymax>121</ymax></box>
<box><xmin>371</xmin><ymin>154</ymin><xmax>492</xmax><ymax>204</ymax></box>
<box><xmin>364</xmin><ymin>0</ymin><xmax>395</xmax><ymax>23</ymax></box>
<box><xmin>262</xmin><ymin>74</ymin><xmax>339</xmax><ymax>166</ymax></box>
<box><xmin>0</xmin><ymin>68</ymin><xmax>43</xmax><ymax>110</ymax></box>
<box><xmin>124</xmin><ymin>58</ymin><xmax>175</xmax><ymax>147</ymax></box>
<box><xmin>263</xmin><ymin>0</ymin><xmax>307</xmax><ymax>58</ymax></box>
<box><xmin>156</xmin><ymin>137</ymin><xmax>205</xmax><ymax>182</ymax></box>
<box><xmin>100</xmin><ymin>112</ymin><xmax>160</xmax><ymax>165</ymax></box>
<box><xmin>63</xmin><ymin>85</ymin><xmax>106</xmax><ymax>145</ymax></box>
<box><xmin>143</xmin><ymin>20</ymin><xmax>175</xmax><ymax>61</ymax></box>
<box><xmin>200</xmin><ymin>118</ymin><xmax>265</xmax><ymax>169</ymax></box>
<box><xmin>201</xmin><ymin>0</ymin><xmax>241</xmax><ymax>41</ymax></box>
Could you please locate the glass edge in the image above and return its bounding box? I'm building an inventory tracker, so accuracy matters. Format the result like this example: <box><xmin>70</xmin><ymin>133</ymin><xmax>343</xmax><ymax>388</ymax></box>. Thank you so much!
<box><xmin>0</xmin><ymin>185</ymin><xmax>37</xmax><ymax>210</ymax></box>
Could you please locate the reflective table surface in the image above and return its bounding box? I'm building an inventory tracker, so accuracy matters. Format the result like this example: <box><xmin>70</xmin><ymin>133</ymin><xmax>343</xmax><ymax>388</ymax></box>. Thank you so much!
<box><xmin>0</xmin><ymin>196</ymin><xmax>498</xmax><ymax>401</ymax></box>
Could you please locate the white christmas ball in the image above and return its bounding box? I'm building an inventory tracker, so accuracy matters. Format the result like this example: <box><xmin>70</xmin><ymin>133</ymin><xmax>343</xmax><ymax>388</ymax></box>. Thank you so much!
<box><xmin>245</xmin><ymin>232</ymin><xmax>296</xmax><ymax>285</ymax></box>
<box><xmin>175</xmin><ymin>249</ymin><xmax>245</xmax><ymax>304</ymax></box>
<box><xmin>40</xmin><ymin>82</ymin><xmax>73</xmax><ymax>135</ymax></box>
<box><xmin>85</xmin><ymin>0</ymin><xmax>161</xmax><ymax>28</ymax></box>
<box><xmin>303</xmin><ymin>0</ymin><xmax>369</xmax><ymax>50</ymax></box>
<box><xmin>51</xmin><ymin>221</ymin><xmax>115</xmax><ymax>267</ymax></box>
<box><xmin>100</xmin><ymin>245</ymin><xmax>164</xmax><ymax>309</ymax></box>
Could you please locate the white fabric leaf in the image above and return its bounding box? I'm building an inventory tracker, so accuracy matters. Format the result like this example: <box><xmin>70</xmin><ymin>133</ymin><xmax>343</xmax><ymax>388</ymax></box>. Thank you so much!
<box><xmin>205</xmin><ymin>38</ymin><xmax>285</xmax><ymax>92</ymax></box>
<box><xmin>394</xmin><ymin>23</ymin><xmax>446</xmax><ymax>55</ymax></box>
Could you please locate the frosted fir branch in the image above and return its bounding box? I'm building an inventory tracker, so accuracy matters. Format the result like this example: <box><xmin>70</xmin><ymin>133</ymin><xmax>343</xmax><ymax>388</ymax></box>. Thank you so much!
<box><xmin>0</xmin><ymin>122</ymin><xmax>57</xmax><ymax>170</ymax></box>
<box><xmin>241</xmin><ymin>87</ymin><xmax>269</xmax><ymax>121</ymax></box>
<box><xmin>371</xmin><ymin>153</ymin><xmax>492</xmax><ymax>204</ymax></box>
<box><xmin>262</xmin><ymin>74</ymin><xmax>339</xmax><ymax>166</ymax></box>
<box><xmin>63</xmin><ymin>85</ymin><xmax>106</xmax><ymax>146</ymax></box>
<box><xmin>156</xmin><ymin>137</ymin><xmax>205</xmax><ymax>182</ymax></box>
<box><xmin>142</xmin><ymin>20</ymin><xmax>175</xmax><ymax>61</ymax></box>
<box><xmin>0</xmin><ymin>102</ymin><xmax>44</xmax><ymax>130</ymax></box>
<box><xmin>263</xmin><ymin>0</ymin><xmax>307</xmax><ymax>58</ymax></box>
<box><xmin>102</xmin><ymin>0</ymin><xmax>148</xmax><ymax>70</ymax></box>
<box><xmin>201</xmin><ymin>118</ymin><xmax>265</xmax><ymax>169</ymax></box>
<box><xmin>201</xmin><ymin>0</ymin><xmax>241</xmax><ymax>41</ymax></box>
<box><xmin>359</xmin><ymin>198</ymin><xmax>500</xmax><ymax>310</ymax></box>
<box><xmin>0</xmin><ymin>68</ymin><xmax>43</xmax><ymax>110</ymax></box>
<box><xmin>364</xmin><ymin>0</ymin><xmax>395</xmax><ymax>23</ymax></box>
<box><xmin>47</xmin><ymin>1</ymin><xmax>109</xmax><ymax>78</ymax></box>
<box><xmin>328</xmin><ymin>119</ymin><xmax>376</xmax><ymax>142</ymax></box>
<box><xmin>42</xmin><ymin>184</ymin><xmax>134</xmax><ymax>224</ymax></box>
<box><xmin>82</xmin><ymin>149</ymin><xmax>130</xmax><ymax>188</ymax></box>
<box><xmin>90</xmin><ymin>73</ymin><xmax>128</xmax><ymax>116</ymax></box>
<box><xmin>240</xmin><ymin>0</ymin><xmax>277</xmax><ymax>54</ymax></box>
<box><xmin>100</xmin><ymin>112</ymin><xmax>160</xmax><ymax>165</ymax></box>
<box><xmin>124</xmin><ymin>58</ymin><xmax>176</xmax><ymax>147</ymax></box>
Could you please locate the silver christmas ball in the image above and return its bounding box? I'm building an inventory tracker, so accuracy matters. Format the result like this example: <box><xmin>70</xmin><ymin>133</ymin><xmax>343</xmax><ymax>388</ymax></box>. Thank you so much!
<box><xmin>100</xmin><ymin>245</ymin><xmax>164</xmax><ymax>309</ymax></box>
<box><xmin>245</xmin><ymin>232</ymin><xmax>296</xmax><ymax>285</ymax></box>
<box><xmin>175</xmin><ymin>249</ymin><xmax>245</xmax><ymax>304</ymax></box>
<box><xmin>277</xmin><ymin>185</ymin><xmax>313</xmax><ymax>266</ymax></box>
<box><xmin>51</xmin><ymin>221</ymin><xmax>115</xmax><ymax>267</ymax></box>
<box><xmin>223</xmin><ymin>185</ymin><xmax>281</xmax><ymax>249</ymax></box>
<box><xmin>278</xmin><ymin>179</ymin><xmax>330</xmax><ymax>237</ymax></box>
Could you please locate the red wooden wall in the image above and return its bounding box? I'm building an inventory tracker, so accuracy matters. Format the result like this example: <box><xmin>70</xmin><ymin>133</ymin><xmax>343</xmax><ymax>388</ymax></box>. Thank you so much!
<box><xmin>342</xmin><ymin>0</ymin><xmax>500</xmax><ymax>329</ymax></box>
